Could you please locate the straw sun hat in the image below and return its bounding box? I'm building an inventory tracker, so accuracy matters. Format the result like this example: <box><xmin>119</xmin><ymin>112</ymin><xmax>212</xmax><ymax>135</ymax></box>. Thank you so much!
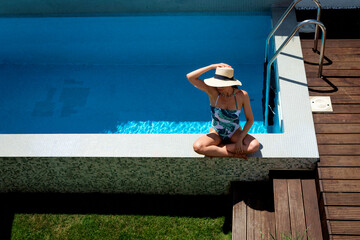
<box><xmin>204</xmin><ymin>67</ymin><xmax>242</xmax><ymax>87</ymax></box>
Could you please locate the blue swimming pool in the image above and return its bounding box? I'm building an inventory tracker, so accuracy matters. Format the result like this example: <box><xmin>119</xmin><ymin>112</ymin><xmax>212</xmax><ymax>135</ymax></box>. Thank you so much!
<box><xmin>0</xmin><ymin>13</ymin><xmax>276</xmax><ymax>134</ymax></box>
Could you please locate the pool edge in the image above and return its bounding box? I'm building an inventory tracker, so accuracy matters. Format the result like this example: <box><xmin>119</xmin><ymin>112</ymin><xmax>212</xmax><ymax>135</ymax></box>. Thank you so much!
<box><xmin>0</xmin><ymin>9</ymin><xmax>319</xmax><ymax>194</ymax></box>
<box><xmin>0</xmin><ymin>8</ymin><xmax>318</xmax><ymax>160</ymax></box>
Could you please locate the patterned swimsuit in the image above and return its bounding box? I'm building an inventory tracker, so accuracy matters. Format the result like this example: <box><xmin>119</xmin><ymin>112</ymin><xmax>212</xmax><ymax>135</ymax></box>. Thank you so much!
<box><xmin>211</xmin><ymin>93</ymin><xmax>241</xmax><ymax>142</ymax></box>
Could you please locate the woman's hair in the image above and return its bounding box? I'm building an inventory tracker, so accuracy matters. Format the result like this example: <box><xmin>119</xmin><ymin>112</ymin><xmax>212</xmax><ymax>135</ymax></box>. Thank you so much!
<box><xmin>232</xmin><ymin>85</ymin><xmax>239</xmax><ymax>89</ymax></box>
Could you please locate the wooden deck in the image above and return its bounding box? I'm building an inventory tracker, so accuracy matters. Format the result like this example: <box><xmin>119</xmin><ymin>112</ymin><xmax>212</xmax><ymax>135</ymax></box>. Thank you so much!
<box><xmin>232</xmin><ymin>39</ymin><xmax>360</xmax><ymax>240</ymax></box>
<box><xmin>302</xmin><ymin>38</ymin><xmax>360</xmax><ymax>240</ymax></box>
<box><xmin>232</xmin><ymin>179</ymin><xmax>323</xmax><ymax>240</ymax></box>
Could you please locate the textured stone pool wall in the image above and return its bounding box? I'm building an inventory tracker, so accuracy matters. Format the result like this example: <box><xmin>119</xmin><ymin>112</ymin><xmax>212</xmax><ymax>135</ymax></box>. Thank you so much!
<box><xmin>0</xmin><ymin>157</ymin><xmax>316</xmax><ymax>195</ymax></box>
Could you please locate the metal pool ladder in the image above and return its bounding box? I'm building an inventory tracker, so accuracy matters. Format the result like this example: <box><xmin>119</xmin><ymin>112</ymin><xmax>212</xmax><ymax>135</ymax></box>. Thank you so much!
<box><xmin>265</xmin><ymin>0</ymin><xmax>322</xmax><ymax>62</ymax></box>
<box><xmin>263</xmin><ymin>0</ymin><xmax>327</xmax><ymax>128</ymax></box>
<box><xmin>264</xmin><ymin>20</ymin><xmax>327</xmax><ymax>128</ymax></box>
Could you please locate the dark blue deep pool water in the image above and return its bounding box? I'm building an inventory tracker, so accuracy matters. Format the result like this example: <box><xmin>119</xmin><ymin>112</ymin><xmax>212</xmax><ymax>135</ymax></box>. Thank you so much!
<box><xmin>0</xmin><ymin>13</ymin><xmax>273</xmax><ymax>134</ymax></box>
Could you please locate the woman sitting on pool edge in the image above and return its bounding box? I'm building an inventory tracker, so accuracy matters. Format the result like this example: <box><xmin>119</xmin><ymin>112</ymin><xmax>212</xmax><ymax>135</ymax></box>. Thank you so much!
<box><xmin>186</xmin><ymin>63</ymin><xmax>260</xmax><ymax>160</ymax></box>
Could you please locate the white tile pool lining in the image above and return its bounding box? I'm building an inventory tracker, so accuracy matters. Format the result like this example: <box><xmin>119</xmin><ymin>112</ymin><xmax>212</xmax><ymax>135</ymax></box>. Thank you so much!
<box><xmin>0</xmin><ymin>9</ymin><xmax>319</xmax><ymax>194</ymax></box>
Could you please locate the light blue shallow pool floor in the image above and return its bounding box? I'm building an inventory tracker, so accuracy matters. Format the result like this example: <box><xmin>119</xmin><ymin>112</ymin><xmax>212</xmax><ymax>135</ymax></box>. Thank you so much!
<box><xmin>0</xmin><ymin>63</ymin><xmax>266</xmax><ymax>134</ymax></box>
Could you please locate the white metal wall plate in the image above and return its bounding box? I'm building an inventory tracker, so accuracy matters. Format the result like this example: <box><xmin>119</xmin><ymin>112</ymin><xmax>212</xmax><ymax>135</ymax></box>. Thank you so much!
<box><xmin>310</xmin><ymin>96</ymin><xmax>333</xmax><ymax>112</ymax></box>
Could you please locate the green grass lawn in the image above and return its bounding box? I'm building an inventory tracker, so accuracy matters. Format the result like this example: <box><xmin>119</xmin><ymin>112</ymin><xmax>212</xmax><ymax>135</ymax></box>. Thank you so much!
<box><xmin>5</xmin><ymin>193</ymin><xmax>232</xmax><ymax>239</ymax></box>
<box><xmin>11</xmin><ymin>214</ymin><xmax>231</xmax><ymax>240</ymax></box>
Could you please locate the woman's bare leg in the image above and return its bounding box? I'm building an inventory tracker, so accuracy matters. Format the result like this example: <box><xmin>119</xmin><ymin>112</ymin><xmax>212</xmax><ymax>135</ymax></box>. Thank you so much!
<box><xmin>193</xmin><ymin>130</ymin><xmax>237</xmax><ymax>157</ymax></box>
<box><xmin>224</xmin><ymin>144</ymin><xmax>249</xmax><ymax>160</ymax></box>
<box><xmin>228</xmin><ymin>131</ymin><xmax>260</xmax><ymax>154</ymax></box>
<box><xmin>243</xmin><ymin>134</ymin><xmax>260</xmax><ymax>153</ymax></box>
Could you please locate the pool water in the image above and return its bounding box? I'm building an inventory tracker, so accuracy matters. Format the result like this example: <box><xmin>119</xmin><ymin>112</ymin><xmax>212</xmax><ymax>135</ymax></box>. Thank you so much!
<box><xmin>0</xmin><ymin>13</ymin><xmax>273</xmax><ymax>134</ymax></box>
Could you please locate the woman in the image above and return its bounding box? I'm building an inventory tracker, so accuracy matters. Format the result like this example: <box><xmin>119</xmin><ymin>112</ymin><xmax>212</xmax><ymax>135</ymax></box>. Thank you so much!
<box><xmin>186</xmin><ymin>63</ymin><xmax>260</xmax><ymax>160</ymax></box>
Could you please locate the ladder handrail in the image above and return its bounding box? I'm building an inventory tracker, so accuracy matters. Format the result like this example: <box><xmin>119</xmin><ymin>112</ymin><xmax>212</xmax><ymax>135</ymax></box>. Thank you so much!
<box><xmin>264</xmin><ymin>0</ymin><xmax>321</xmax><ymax>63</ymax></box>
<box><xmin>264</xmin><ymin>19</ymin><xmax>327</xmax><ymax>127</ymax></box>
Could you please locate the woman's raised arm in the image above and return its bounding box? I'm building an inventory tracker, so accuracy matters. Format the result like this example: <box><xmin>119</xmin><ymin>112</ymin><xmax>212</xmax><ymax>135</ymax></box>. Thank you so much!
<box><xmin>186</xmin><ymin>63</ymin><xmax>230</xmax><ymax>94</ymax></box>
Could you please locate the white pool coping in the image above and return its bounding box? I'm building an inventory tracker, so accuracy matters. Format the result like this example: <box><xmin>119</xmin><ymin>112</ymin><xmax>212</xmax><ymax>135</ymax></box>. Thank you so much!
<box><xmin>0</xmin><ymin>8</ymin><xmax>319</xmax><ymax>160</ymax></box>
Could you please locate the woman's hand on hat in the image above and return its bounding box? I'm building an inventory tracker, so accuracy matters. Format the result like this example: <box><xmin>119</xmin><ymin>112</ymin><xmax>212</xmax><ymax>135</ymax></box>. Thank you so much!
<box><xmin>212</xmin><ymin>63</ymin><xmax>232</xmax><ymax>69</ymax></box>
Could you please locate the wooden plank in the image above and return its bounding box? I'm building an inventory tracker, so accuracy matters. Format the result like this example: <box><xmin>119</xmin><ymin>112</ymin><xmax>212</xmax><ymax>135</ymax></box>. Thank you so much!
<box><xmin>287</xmin><ymin>179</ymin><xmax>307</xmax><ymax>239</ymax></box>
<box><xmin>306</xmin><ymin>70</ymin><xmax>360</xmax><ymax>78</ymax></box>
<box><xmin>330</xmin><ymin>96</ymin><xmax>360</xmax><ymax>104</ymax></box>
<box><xmin>311</xmin><ymin>95</ymin><xmax>360</xmax><ymax>104</ymax></box>
<box><xmin>315</xmin><ymin>124</ymin><xmax>360</xmax><ymax>134</ymax></box>
<box><xmin>308</xmin><ymin>85</ymin><xmax>360</xmax><ymax>103</ymax></box>
<box><xmin>316</xmin><ymin>134</ymin><xmax>360</xmax><ymax>144</ymax></box>
<box><xmin>301</xmin><ymin>179</ymin><xmax>323</xmax><ymax>240</ymax></box>
<box><xmin>313</xmin><ymin>115</ymin><xmax>360</xmax><ymax>124</ymax></box>
<box><xmin>273</xmin><ymin>179</ymin><xmax>291</xmax><ymax>239</ymax></box>
<box><xmin>326</xmin><ymin>206</ymin><xmax>360</xmax><ymax>220</ymax></box>
<box><xmin>268</xmin><ymin>211</ymin><xmax>276</xmax><ymax>239</ymax></box>
<box><xmin>305</xmin><ymin>62</ymin><xmax>360</xmax><ymax>71</ymax></box>
<box><xmin>247</xmin><ymin>204</ymin><xmax>255</xmax><ymax>240</ymax></box>
<box><xmin>254</xmin><ymin>204</ymin><xmax>262</xmax><ymax>240</ymax></box>
<box><xmin>332</xmin><ymin>105</ymin><xmax>360</xmax><ymax>114</ymax></box>
<box><xmin>320</xmin><ymin>180</ymin><xmax>360</xmax><ymax>192</ymax></box>
<box><xmin>232</xmin><ymin>200</ymin><xmax>247</xmax><ymax>240</ymax></box>
<box><xmin>303</xmin><ymin>48</ymin><xmax>360</xmax><ymax>55</ymax></box>
<box><xmin>303</xmin><ymin>54</ymin><xmax>360</xmax><ymax>62</ymax></box>
<box><xmin>308</xmin><ymin>78</ymin><xmax>360</xmax><ymax>88</ymax></box>
<box><xmin>328</xmin><ymin>220</ymin><xmax>360</xmax><ymax>235</ymax></box>
<box><xmin>323</xmin><ymin>192</ymin><xmax>360</xmax><ymax>206</ymax></box>
<box><xmin>306</xmin><ymin>61</ymin><xmax>360</xmax><ymax>70</ymax></box>
<box><xmin>318</xmin><ymin>167</ymin><xmax>360</xmax><ymax>180</ymax></box>
<box><xmin>301</xmin><ymin>39</ymin><xmax>360</xmax><ymax>48</ymax></box>
<box><xmin>331</xmin><ymin>235</ymin><xmax>360</xmax><ymax>240</ymax></box>
<box><xmin>318</xmin><ymin>194</ymin><xmax>330</xmax><ymax>240</ymax></box>
<box><xmin>318</xmin><ymin>156</ymin><xmax>360</xmax><ymax>167</ymax></box>
<box><xmin>260</xmin><ymin>210</ymin><xmax>276</xmax><ymax>240</ymax></box>
<box><xmin>309</xmin><ymin>86</ymin><xmax>360</xmax><ymax>95</ymax></box>
<box><xmin>318</xmin><ymin>145</ymin><xmax>360</xmax><ymax>155</ymax></box>
<box><xmin>307</xmin><ymin>78</ymin><xmax>360</xmax><ymax>87</ymax></box>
